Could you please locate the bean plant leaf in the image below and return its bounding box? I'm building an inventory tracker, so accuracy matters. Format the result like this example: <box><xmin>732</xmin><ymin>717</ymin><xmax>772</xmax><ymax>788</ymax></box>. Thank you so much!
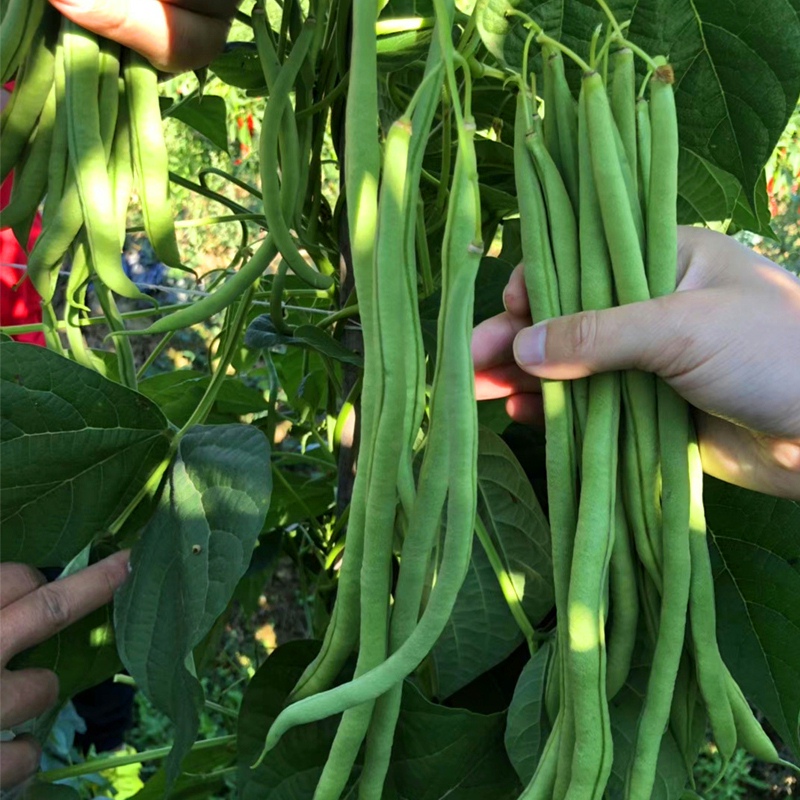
<box><xmin>706</xmin><ymin>478</ymin><xmax>800</xmax><ymax>757</ymax></box>
<box><xmin>246</xmin><ymin>316</ymin><xmax>363</xmax><ymax>366</ymax></box>
<box><xmin>162</xmin><ymin>94</ymin><xmax>229</xmax><ymax>152</ymax></box>
<box><xmin>115</xmin><ymin>424</ymin><xmax>272</xmax><ymax>790</ymax></box>
<box><xmin>384</xmin><ymin>682</ymin><xmax>522</xmax><ymax>799</ymax></box>
<box><xmin>237</xmin><ymin>640</ymin><xmax>351</xmax><ymax>799</ymax></box>
<box><xmin>504</xmin><ymin>640</ymin><xmax>553</xmax><ymax>784</ymax></box>
<box><xmin>0</xmin><ymin>343</ymin><xmax>171</xmax><ymax>566</ymax></box>
<box><xmin>475</xmin><ymin>0</ymin><xmax>800</xmax><ymax>212</ymax></box>
<box><xmin>430</xmin><ymin>428</ymin><xmax>553</xmax><ymax>698</ymax></box>
<box><xmin>209</xmin><ymin>42</ymin><xmax>266</xmax><ymax>92</ymax></box>
<box><xmin>138</xmin><ymin>370</ymin><xmax>270</xmax><ymax>428</ymax></box>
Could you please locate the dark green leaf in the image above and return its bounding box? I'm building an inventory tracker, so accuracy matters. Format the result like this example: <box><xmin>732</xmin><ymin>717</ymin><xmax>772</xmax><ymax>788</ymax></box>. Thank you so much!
<box><xmin>475</xmin><ymin>0</ymin><xmax>800</xmax><ymax>206</ymax></box>
<box><xmin>237</xmin><ymin>640</ymin><xmax>348</xmax><ymax>799</ymax></box>
<box><xmin>246</xmin><ymin>316</ymin><xmax>363</xmax><ymax>366</ymax></box>
<box><xmin>384</xmin><ymin>682</ymin><xmax>521</xmax><ymax>799</ymax></box>
<box><xmin>504</xmin><ymin>641</ymin><xmax>552</xmax><ymax>784</ymax></box>
<box><xmin>138</xmin><ymin>370</ymin><xmax>269</xmax><ymax>427</ymax></box>
<box><xmin>292</xmin><ymin>325</ymin><xmax>363</xmax><ymax>366</ymax></box>
<box><xmin>706</xmin><ymin>478</ymin><xmax>800</xmax><ymax>756</ymax></box>
<box><xmin>0</xmin><ymin>343</ymin><xmax>171</xmax><ymax>566</ymax></box>
<box><xmin>115</xmin><ymin>424</ymin><xmax>271</xmax><ymax>788</ymax></box>
<box><xmin>677</xmin><ymin>152</ymin><xmax>774</xmax><ymax>237</ymax></box>
<box><xmin>166</xmin><ymin>95</ymin><xmax>229</xmax><ymax>153</ymax></box>
<box><xmin>265</xmin><ymin>467</ymin><xmax>335</xmax><ymax>532</ymax></box>
<box><xmin>209</xmin><ymin>42</ymin><xmax>266</xmax><ymax>92</ymax></box>
<box><xmin>429</xmin><ymin>429</ymin><xmax>552</xmax><ymax>698</ymax></box>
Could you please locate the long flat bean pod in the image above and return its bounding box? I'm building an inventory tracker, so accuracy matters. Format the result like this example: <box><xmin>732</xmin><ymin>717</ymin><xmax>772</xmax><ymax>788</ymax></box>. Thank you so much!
<box><xmin>124</xmin><ymin>49</ymin><xmax>182</xmax><ymax>269</ymax></box>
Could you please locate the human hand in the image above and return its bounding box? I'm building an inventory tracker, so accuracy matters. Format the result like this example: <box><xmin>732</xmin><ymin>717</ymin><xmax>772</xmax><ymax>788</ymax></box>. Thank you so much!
<box><xmin>47</xmin><ymin>0</ymin><xmax>241</xmax><ymax>72</ymax></box>
<box><xmin>472</xmin><ymin>226</ymin><xmax>800</xmax><ymax>499</ymax></box>
<box><xmin>0</xmin><ymin>551</ymin><xmax>130</xmax><ymax>789</ymax></box>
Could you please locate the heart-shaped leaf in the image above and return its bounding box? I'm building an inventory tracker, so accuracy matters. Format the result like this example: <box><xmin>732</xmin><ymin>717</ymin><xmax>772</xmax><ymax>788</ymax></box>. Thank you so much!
<box><xmin>115</xmin><ymin>424</ymin><xmax>271</xmax><ymax>789</ymax></box>
<box><xmin>0</xmin><ymin>343</ymin><xmax>171</xmax><ymax>566</ymax></box>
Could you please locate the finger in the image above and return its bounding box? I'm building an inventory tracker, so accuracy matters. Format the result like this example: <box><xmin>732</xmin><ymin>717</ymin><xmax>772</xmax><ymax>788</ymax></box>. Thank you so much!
<box><xmin>472</xmin><ymin>311</ymin><xmax>531</xmax><ymax>372</ymax></box>
<box><xmin>475</xmin><ymin>364</ymin><xmax>541</xmax><ymax>401</ymax></box>
<box><xmin>506</xmin><ymin>393</ymin><xmax>545</xmax><ymax>427</ymax></box>
<box><xmin>1</xmin><ymin>551</ymin><xmax>130</xmax><ymax>665</ymax></box>
<box><xmin>0</xmin><ymin>669</ymin><xmax>59</xmax><ymax>729</ymax></box>
<box><xmin>48</xmin><ymin>0</ymin><xmax>233</xmax><ymax>72</ymax></box>
<box><xmin>0</xmin><ymin>564</ymin><xmax>46</xmax><ymax>608</ymax></box>
<box><xmin>511</xmin><ymin>291</ymin><xmax>703</xmax><ymax>381</ymax></box>
<box><xmin>503</xmin><ymin>263</ymin><xmax>530</xmax><ymax>319</ymax></box>
<box><xmin>0</xmin><ymin>736</ymin><xmax>42</xmax><ymax>790</ymax></box>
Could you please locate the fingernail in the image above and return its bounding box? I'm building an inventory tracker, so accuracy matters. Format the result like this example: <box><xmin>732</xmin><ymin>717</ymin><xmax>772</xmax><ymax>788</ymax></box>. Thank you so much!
<box><xmin>515</xmin><ymin>324</ymin><xmax>547</xmax><ymax>366</ymax></box>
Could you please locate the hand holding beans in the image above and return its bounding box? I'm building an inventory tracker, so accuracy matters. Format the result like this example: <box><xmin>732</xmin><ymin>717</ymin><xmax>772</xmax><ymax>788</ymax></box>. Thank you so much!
<box><xmin>472</xmin><ymin>226</ymin><xmax>800</xmax><ymax>500</ymax></box>
<box><xmin>47</xmin><ymin>0</ymin><xmax>240</xmax><ymax>72</ymax></box>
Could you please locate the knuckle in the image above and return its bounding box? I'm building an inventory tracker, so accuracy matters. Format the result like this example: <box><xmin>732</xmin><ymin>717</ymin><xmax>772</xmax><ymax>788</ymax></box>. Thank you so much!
<box><xmin>37</xmin><ymin>584</ymin><xmax>72</xmax><ymax>631</ymax></box>
<box><xmin>571</xmin><ymin>310</ymin><xmax>599</xmax><ymax>356</ymax></box>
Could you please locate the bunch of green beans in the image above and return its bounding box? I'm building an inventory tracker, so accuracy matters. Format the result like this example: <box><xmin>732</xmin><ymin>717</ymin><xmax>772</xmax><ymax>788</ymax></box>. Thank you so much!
<box><xmin>248</xmin><ymin>2</ymin><xmax>488</xmax><ymax>798</ymax></box>
<box><xmin>510</xmin><ymin>8</ymin><xmax>794</xmax><ymax>798</ymax></box>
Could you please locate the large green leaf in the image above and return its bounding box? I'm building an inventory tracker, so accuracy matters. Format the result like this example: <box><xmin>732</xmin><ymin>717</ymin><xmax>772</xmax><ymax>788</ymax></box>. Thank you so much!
<box><xmin>384</xmin><ymin>682</ymin><xmax>521</xmax><ymax>799</ymax></box>
<box><xmin>162</xmin><ymin>95</ymin><xmax>229</xmax><ymax>153</ymax></box>
<box><xmin>706</xmin><ymin>478</ymin><xmax>800</xmax><ymax>756</ymax></box>
<box><xmin>115</xmin><ymin>424</ymin><xmax>271</xmax><ymax>789</ymax></box>
<box><xmin>429</xmin><ymin>429</ymin><xmax>553</xmax><ymax>698</ymax></box>
<box><xmin>0</xmin><ymin>343</ymin><xmax>171</xmax><ymax>566</ymax></box>
<box><xmin>504</xmin><ymin>640</ymin><xmax>552</xmax><ymax>784</ymax></box>
<box><xmin>237</xmin><ymin>640</ymin><xmax>348</xmax><ymax>799</ymax></box>
<box><xmin>475</xmin><ymin>0</ymin><xmax>800</xmax><ymax>211</ymax></box>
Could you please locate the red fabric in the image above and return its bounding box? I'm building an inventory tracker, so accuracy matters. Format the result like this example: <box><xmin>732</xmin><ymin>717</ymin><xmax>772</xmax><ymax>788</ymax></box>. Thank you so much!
<box><xmin>0</xmin><ymin>131</ymin><xmax>45</xmax><ymax>346</ymax></box>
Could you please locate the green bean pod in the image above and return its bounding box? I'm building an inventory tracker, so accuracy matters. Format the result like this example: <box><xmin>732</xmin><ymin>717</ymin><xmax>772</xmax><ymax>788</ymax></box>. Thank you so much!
<box><xmin>646</xmin><ymin>60</ymin><xmax>679</xmax><ymax>298</ymax></box>
<box><xmin>542</xmin><ymin>49</ymin><xmax>560</xmax><ymax>170</ymax></box>
<box><xmin>0</xmin><ymin>0</ymin><xmax>46</xmax><ymax>87</ymax></box>
<box><xmin>606</xmin><ymin>491</ymin><xmax>638</xmax><ymax>700</ymax></box>
<box><xmin>259</xmin><ymin>21</ymin><xmax>333</xmax><ymax>291</ymax></box>
<box><xmin>109</xmin><ymin>82</ymin><xmax>133</xmax><ymax>246</ymax></box>
<box><xmin>0</xmin><ymin>10</ymin><xmax>57</xmax><ymax>183</ymax></box>
<box><xmin>610</xmin><ymin>48</ymin><xmax>637</xmax><ymax>197</ymax></box>
<box><xmin>98</xmin><ymin>39</ymin><xmax>121</xmax><ymax>160</ymax></box>
<box><xmin>63</xmin><ymin>21</ymin><xmax>148</xmax><ymax>303</ymax></box>
<box><xmin>255</xmin><ymin>122</ymin><xmax>482</xmax><ymax>764</ymax></box>
<box><xmin>514</xmin><ymin>88</ymin><xmax>578</xmax><ymax>800</ymax></box>
<box><xmin>288</xmin><ymin>0</ymin><xmax>382</xmax><ymax>705</ymax></box>
<box><xmin>636</xmin><ymin>97</ymin><xmax>651</xmax><ymax>212</ymax></box>
<box><xmin>41</xmin><ymin>37</ymin><xmax>68</xmax><ymax>228</ymax></box>
<box><xmin>313</xmin><ymin>119</ymin><xmax>415</xmax><ymax>800</ymax></box>
<box><xmin>565</xmin><ymin>372</ymin><xmax>619</xmax><ymax>800</ymax></box>
<box><xmin>685</xmin><ymin>437</ymin><xmax>737</xmax><ymax>760</ymax></box>
<box><xmin>625</xmin><ymin>382</ymin><xmax>691</xmax><ymax>798</ymax></box>
<box><xmin>545</xmin><ymin>46</ymin><xmax>579</xmax><ymax>213</ymax></box>
<box><xmin>357</xmin><ymin>44</ymin><xmax>450</xmax><ymax>800</ymax></box>
<box><xmin>63</xmin><ymin>235</ymin><xmax>96</xmax><ymax>371</ymax></box>
<box><xmin>519</xmin><ymin>711</ymin><xmax>563</xmax><ymax>800</ymax></box>
<box><xmin>124</xmin><ymin>49</ymin><xmax>182</xmax><ymax>269</ymax></box>
<box><xmin>0</xmin><ymin>79</ymin><xmax>56</xmax><ymax>248</ymax></box>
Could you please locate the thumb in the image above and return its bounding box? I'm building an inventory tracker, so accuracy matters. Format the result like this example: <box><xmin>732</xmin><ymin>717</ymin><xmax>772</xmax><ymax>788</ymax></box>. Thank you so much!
<box><xmin>513</xmin><ymin>294</ymin><xmax>693</xmax><ymax>380</ymax></box>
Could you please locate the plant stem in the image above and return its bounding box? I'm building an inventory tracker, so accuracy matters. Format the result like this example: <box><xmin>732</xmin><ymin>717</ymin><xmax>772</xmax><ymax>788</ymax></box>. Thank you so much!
<box><xmin>38</xmin><ymin>735</ymin><xmax>236</xmax><ymax>783</ymax></box>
